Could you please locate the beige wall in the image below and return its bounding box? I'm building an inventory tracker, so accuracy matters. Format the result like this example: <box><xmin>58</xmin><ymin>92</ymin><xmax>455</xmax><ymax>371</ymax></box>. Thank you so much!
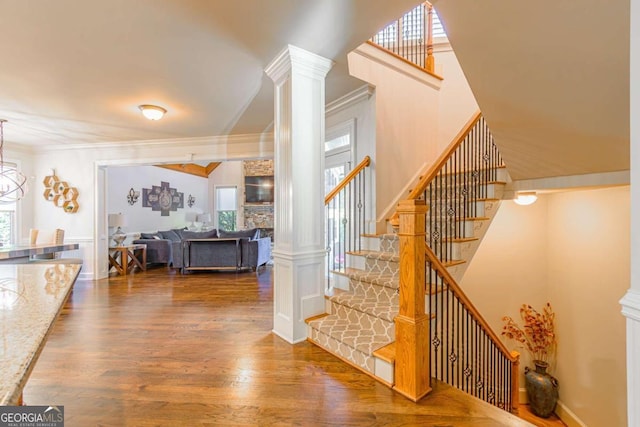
<box><xmin>462</xmin><ymin>186</ymin><xmax>629</xmax><ymax>426</ymax></box>
<box><xmin>546</xmin><ymin>187</ymin><xmax>629</xmax><ymax>427</ymax></box>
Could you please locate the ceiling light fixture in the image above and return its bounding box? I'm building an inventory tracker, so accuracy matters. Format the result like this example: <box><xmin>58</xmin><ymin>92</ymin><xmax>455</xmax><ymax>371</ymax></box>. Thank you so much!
<box><xmin>513</xmin><ymin>191</ymin><xmax>538</xmax><ymax>206</ymax></box>
<box><xmin>138</xmin><ymin>104</ymin><xmax>167</xmax><ymax>121</ymax></box>
<box><xmin>0</xmin><ymin>120</ymin><xmax>28</xmax><ymax>203</ymax></box>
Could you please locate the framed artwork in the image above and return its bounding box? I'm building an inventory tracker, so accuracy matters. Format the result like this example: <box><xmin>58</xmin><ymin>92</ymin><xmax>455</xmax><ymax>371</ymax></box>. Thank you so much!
<box><xmin>142</xmin><ymin>181</ymin><xmax>184</xmax><ymax>216</ymax></box>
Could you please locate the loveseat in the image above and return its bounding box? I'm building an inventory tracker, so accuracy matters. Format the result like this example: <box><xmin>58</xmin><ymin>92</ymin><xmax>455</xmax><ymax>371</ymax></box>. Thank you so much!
<box><xmin>132</xmin><ymin>228</ymin><xmax>271</xmax><ymax>272</ymax></box>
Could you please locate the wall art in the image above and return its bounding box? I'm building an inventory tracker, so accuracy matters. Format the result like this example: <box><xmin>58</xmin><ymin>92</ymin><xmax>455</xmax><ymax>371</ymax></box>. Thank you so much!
<box><xmin>187</xmin><ymin>194</ymin><xmax>195</xmax><ymax>207</ymax></box>
<box><xmin>142</xmin><ymin>181</ymin><xmax>183</xmax><ymax>216</ymax></box>
<box><xmin>127</xmin><ymin>188</ymin><xmax>140</xmax><ymax>205</ymax></box>
<box><xmin>43</xmin><ymin>170</ymin><xmax>79</xmax><ymax>213</ymax></box>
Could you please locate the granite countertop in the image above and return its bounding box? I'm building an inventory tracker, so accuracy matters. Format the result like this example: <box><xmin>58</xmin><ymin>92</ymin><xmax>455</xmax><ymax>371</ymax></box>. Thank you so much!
<box><xmin>0</xmin><ymin>243</ymin><xmax>79</xmax><ymax>260</ymax></box>
<box><xmin>0</xmin><ymin>262</ymin><xmax>82</xmax><ymax>405</ymax></box>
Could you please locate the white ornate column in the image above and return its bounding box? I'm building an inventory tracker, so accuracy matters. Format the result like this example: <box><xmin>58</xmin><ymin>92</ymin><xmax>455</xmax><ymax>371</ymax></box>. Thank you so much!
<box><xmin>623</xmin><ymin>1</ymin><xmax>640</xmax><ymax>425</ymax></box>
<box><xmin>265</xmin><ymin>45</ymin><xmax>333</xmax><ymax>343</ymax></box>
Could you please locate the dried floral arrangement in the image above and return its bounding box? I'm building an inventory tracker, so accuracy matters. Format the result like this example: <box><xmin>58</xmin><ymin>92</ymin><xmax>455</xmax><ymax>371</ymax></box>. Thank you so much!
<box><xmin>502</xmin><ymin>302</ymin><xmax>557</xmax><ymax>363</ymax></box>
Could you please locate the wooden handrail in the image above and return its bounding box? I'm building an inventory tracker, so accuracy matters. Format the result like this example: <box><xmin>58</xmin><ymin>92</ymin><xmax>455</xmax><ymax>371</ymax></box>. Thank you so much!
<box><xmin>325</xmin><ymin>156</ymin><xmax>371</xmax><ymax>205</ymax></box>
<box><xmin>364</xmin><ymin>41</ymin><xmax>443</xmax><ymax>81</ymax></box>
<box><xmin>424</xmin><ymin>242</ymin><xmax>518</xmax><ymax>362</ymax></box>
<box><xmin>407</xmin><ymin>111</ymin><xmax>482</xmax><ymax>200</ymax></box>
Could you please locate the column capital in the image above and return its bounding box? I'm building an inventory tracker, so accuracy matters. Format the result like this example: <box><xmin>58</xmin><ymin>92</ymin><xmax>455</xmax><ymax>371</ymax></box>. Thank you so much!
<box><xmin>265</xmin><ymin>44</ymin><xmax>334</xmax><ymax>84</ymax></box>
<box><xmin>621</xmin><ymin>289</ymin><xmax>640</xmax><ymax>322</ymax></box>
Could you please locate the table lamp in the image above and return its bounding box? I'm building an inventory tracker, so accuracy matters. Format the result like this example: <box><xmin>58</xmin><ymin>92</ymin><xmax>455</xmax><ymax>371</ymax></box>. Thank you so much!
<box><xmin>108</xmin><ymin>213</ymin><xmax>127</xmax><ymax>246</ymax></box>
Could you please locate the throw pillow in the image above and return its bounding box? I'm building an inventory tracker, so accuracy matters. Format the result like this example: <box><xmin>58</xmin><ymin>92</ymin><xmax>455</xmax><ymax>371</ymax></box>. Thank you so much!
<box><xmin>140</xmin><ymin>232</ymin><xmax>161</xmax><ymax>240</ymax></box>
<box><xmin>159</xmin><ymin>230</ymin><xmax>181</xmax><ymax>242</ymax></box>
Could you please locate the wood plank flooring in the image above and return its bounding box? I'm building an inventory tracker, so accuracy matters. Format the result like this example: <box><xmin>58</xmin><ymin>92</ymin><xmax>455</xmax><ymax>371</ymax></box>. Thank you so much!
<box><xmin>24</xmin><ymin>266</ymin><xmax>534</xmax><ymax>426</ymax></box>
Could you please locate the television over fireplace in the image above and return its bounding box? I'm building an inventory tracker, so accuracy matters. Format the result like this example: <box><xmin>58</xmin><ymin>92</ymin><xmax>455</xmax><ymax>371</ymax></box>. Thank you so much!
<box><xmin>245</xmin><ymin>176</ymin><xmax>274</xmax><ymax>203</ymax></box>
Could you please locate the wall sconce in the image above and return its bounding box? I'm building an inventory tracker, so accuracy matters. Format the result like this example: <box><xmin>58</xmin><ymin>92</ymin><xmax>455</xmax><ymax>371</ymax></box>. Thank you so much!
<box><xmin>513</xmin><ymin>191</ymin><xmax>538</xmax><ymax>206</ymax></box>
<box><xmin>127</xmin><ymin>188</ymin><xmax>140</xmax><ymax>205</ymax></box>
<box><xmin>187</xmin><ymin>194</ymin><xmax>195</xmax><ymax>208</ymax></box>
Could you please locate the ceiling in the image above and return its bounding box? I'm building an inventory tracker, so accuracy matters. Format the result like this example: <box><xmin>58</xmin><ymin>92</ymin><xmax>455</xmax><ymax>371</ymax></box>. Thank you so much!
<box><xmin>433</xmin><ymin>0</ymin><xmax>629</xmax><ymax>180</ymax></box>
<box><xmin>0</xmin><ymin>0</ymin><xmax>419</xmax><ymax>147</ymax></box>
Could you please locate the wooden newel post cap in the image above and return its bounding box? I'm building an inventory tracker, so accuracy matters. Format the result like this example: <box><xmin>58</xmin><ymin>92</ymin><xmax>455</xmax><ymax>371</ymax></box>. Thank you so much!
<box><xmin>396</xmin><ymin>199</ymin><xmax>428</xmax><ymax>213</ymax></box>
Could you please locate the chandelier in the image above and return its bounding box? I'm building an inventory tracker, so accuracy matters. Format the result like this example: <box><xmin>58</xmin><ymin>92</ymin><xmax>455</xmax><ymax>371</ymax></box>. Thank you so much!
<box><xmin>0</xmin><ymin>120</ymin><xmax>28</xmax><ymax>203</ymax></box>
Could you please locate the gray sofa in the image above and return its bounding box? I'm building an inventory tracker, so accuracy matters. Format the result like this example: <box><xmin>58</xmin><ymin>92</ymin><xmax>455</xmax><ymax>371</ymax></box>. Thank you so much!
<box><xmin>133</xmin><ymin>228</ymin><xmax>271</xmax><ymax>272</ymax></box>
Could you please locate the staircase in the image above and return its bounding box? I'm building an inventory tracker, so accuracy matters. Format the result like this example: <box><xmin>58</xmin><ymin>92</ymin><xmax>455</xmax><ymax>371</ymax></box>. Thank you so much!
<box><xmin>308</xmin><ymin>175</ymin><xmax>506</xmax><ymax>384</ymax></box>
<box><xmin>308</xmin><ymin>111</ymin><xmax>520</xmax><ymax>412</ymax></box>
<box><xmin>307</xmin><ymin>235</ymin><xmax>399</xmax><ymax>381</ymax></box>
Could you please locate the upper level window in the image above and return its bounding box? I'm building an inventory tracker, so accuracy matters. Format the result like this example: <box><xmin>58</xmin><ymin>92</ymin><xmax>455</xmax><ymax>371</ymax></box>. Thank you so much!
<box><xmin>374</xmin><ymin>4</ymin><xmax>446</xmax><ymax>44</ymax></box>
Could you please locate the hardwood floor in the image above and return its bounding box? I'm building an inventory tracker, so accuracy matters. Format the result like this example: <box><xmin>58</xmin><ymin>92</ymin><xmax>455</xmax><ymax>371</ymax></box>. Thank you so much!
<box><xmin>25</xmin><ymin>266</ymin><xmax>533</xmax><ymax>426</ymax></box>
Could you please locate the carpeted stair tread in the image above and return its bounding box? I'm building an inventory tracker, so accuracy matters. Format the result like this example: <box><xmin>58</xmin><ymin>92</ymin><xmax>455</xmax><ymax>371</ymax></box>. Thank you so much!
<box><xmin>308</xmin><ymin>314</ymin><xmax>394</xmax><ymax>356</ymax></box>
<box><xmin>330</xmin><ymin>290</ymin><xmax>398</xmax><ymax>323</ymax></box>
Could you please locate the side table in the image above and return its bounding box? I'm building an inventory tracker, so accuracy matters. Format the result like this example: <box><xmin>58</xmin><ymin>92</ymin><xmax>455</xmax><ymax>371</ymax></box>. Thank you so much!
<box><xmin>109</xmin><ymin>244</ymin><xmax>147</xmax><ymax>275</ymax></box>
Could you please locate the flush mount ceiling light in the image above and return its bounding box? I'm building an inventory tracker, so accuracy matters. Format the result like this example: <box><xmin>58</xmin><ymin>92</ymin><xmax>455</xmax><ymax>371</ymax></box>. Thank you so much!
<box><xmin>138</xmin><ymin>104</ymin><xmax>167</xmax><ymax>121</ymax></box>
<box><xmin>0</xmin><ymin>119</ymin><xmax>28</xmax><ymax>203</ymax></box>
<box><xmin>513</xmin><ymin>191</ymin><xmax>538</xmax><ymax>206</ymax></box>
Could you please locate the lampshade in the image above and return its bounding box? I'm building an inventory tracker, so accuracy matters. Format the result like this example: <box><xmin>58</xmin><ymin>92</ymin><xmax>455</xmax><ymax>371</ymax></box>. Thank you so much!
<box><xmin>108</xmin><ymin>213</ymin><xmax>127</xmax><ymax>228</ymax></box>
<box><xmin>138</xmin><ymin>104</ymin><xmax>167</xmax><ymax>121</ymax></box>
<box><xmin>197</xmin><ymin>213</ymin><xmax>211</xmax><ymax>224</ymax></box>
<box><xmin>513</xmin><ymin>191</ymin><xmax>538</xmax><ymax>206</ymax></box>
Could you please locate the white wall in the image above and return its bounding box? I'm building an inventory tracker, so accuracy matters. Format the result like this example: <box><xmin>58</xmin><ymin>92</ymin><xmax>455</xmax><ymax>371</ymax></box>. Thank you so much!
<box><xmin>107</xmin><ymin>165</ymin><xmax>209</xmax><ymax>236</ymax></box>
<box><xmin>462</xmin><ymin>186</ymin><xmax>629</xmax><ymax>426</ymax></box>
<box><xmin>434</xmin><ymin>48</ymin><xmax>479</xmax><ymax>150</ymax></box>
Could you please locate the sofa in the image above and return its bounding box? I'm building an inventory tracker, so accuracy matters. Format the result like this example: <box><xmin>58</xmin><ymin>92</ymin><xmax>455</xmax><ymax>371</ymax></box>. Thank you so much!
<box><xmin>133</xmin><ymin>228</ymin><xmax>271</xmax><ymax>272</ymax></box>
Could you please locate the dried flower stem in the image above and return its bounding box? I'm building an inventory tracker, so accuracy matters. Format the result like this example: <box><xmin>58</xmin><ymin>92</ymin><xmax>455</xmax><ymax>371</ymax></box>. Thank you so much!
<box><xmin>502</xmin><ymin>302</ymin><xmax>556</xmax><ymax>363</ymax></box>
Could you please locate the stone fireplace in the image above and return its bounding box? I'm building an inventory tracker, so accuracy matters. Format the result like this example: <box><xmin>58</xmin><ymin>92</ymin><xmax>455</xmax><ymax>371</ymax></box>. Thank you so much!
<box><xmin>243</xmin><ymin>160</ymin><xmax>274</xmax><ymax>241</ymax></box>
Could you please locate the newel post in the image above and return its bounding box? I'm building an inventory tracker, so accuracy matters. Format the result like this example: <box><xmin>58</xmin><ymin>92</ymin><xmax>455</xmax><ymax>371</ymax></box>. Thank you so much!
<box><xmin>394</xmin><ymin>199</ymin><xmax>432</xmax><ymax>401</ymax></box>
<box><xmin>511</xmin><ymin>351</ymin><xmax>520</xmax><ymax>414</ymax></box>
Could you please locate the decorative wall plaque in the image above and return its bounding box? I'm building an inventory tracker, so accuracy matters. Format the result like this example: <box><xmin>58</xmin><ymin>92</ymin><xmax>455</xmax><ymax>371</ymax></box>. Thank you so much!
<box><xmin>42</xmin><ymin>170</ymin><xmax>79</xmax><ymax>213</ymax></box>
<box><xmin>142</xmin><ymin>181</ymin><xmax>183</xmax><ymax>216</ymax></box>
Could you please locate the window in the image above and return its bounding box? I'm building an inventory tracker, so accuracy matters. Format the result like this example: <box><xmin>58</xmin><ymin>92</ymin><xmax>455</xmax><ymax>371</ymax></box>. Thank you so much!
<box><xmin>216</xmin><ymin>186</ymin><xmax>237</xmax><ymax>231</ymax></box>
<box><xmin>0</xmin><ymin>210</ymin><xmax>15</xmax><ymax>246</ymax></box>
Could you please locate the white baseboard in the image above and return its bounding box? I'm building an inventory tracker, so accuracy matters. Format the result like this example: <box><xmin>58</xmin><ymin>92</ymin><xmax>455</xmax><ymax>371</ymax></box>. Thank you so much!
<box><xmin>519</xmin><ymin>388</ymin><xmax>586</xmax><ymax>426</ymax></box>
<box><xmin>555</xmin><ymin>401</ymin><xmax>587</xmax><ymax>427</ymax></box>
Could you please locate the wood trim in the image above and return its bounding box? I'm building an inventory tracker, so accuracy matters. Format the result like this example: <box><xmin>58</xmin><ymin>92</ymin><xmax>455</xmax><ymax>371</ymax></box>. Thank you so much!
<box><xmin>424</xmin><ymin>242</ymin><xmax>517</xmax><ymax>362</ymax></box>
<box><xmin>511</xmin><ymin>351</ymin><xmax>520</xmax><ymax>413</ymax></box>
<box><xmin>394</xmin><ymin>199</ymin><xmax>432</xmax><ymax>401</ymax></box>
<box><xmin>155</xmin><ymin>162</ymin><xmax>221</xmax><ymax>178</ymax></box>
<box><xmin>365</xmin><ymin>41</ymin><xmax>443</xmax><ymax>81</ymax></box>
<box><xmin>324</xmin><ymin>156</ymin><xmax>371</xmax><ymax>205</ymax></box>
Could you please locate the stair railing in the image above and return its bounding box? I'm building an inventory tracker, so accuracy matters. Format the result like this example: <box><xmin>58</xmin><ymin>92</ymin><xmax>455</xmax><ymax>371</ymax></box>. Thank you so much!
<box><xmin>394</xmin><ymin>112</ymin><xmax>520</xmax><ymax>413</ymax></box>
<box><xmin>370</xmin><ymin>2</ymin><xmax>437</xmax><ymax>74</ymax></box>
<box><xmin>425</xmin><ymin>243</ymin><xmax>520</xmax><ymax>412</ymax></box>
<box><xmin>325</xmin><ymin>156</ymin><xmax>371</xmax><ymax>288</ymax></box>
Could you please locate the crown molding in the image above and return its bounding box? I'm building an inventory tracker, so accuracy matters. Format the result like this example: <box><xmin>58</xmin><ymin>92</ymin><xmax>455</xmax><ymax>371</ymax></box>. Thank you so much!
<box><xmin>34</xmin><ymin>132</ymin><xmax>274</xmax><ymax>153</ymax></box>
<box><xmin>326</xmin><ymin>84</ymin><xmax>375</xmax><ymax>116</ymax></box>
